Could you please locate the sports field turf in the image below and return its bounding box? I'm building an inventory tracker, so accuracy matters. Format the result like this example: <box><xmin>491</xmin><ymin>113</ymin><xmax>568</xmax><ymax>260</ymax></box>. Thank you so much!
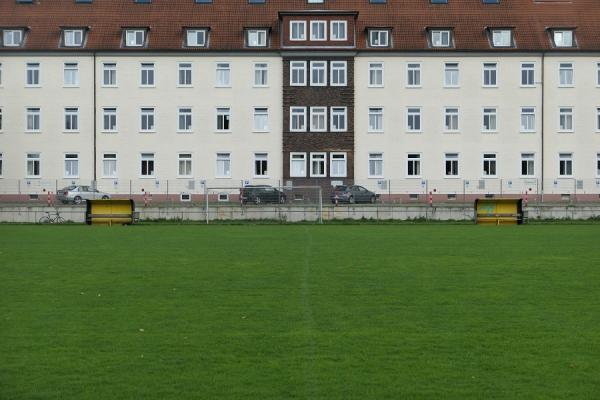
<box><xmin>1</xmin><ymin>224</ymin><xmax>600</xmax><ymax>399</ymax></box>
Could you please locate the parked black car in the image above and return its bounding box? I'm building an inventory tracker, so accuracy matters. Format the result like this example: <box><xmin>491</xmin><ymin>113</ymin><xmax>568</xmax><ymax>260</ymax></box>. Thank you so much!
<box><xmin>240</xmin><ymin>185</ymin><xmax>287</xmax><ymax>204</ymax></box>
<box><xmin>330</xmin><ymin>185</ymin><xmax>379</xmax><ymax>204</ymax></box>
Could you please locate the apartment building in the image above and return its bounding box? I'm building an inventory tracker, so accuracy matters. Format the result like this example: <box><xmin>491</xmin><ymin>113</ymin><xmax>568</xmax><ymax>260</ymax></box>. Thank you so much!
<box><xmin>1</xmin><ymin>0</ymin><xmax>599</xmax><ymax>197</ymax></box>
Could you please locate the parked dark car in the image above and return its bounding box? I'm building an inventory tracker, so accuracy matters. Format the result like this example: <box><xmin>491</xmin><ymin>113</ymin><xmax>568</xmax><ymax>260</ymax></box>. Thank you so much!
<box><xmin>240</xmin><ymin>185</ymin><xmax>287</xmax><ymax>204</ymax></box>
<box><xmin>330</xmin><ymin>185</ymin><xmax>379</xmax><ymax>204</ymax></box>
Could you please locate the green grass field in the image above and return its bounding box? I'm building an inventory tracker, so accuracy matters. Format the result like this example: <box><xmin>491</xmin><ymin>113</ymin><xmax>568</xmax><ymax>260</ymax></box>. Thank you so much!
<box><xmin>1</xmin><ymin>225</ymin><xmax>600</xmax><ymax>399</ymax></box>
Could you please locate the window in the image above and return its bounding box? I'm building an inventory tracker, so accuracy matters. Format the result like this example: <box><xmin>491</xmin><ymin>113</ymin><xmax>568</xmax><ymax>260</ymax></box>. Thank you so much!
<box><xmin>521</xmin><ymin>63</ymin><xmax>535</xmax><ymax>86</ymax></box>
<box><xmin>369</xmin><ymin>30</ymin><xmax>389</xmax><ymax>47</ymax></box>
<box><xmin>290</xmin><ymin>21</ymin><xmax>306</xmax><ymax>41</ymax></box>
<box><xmin>290</xmin><ymin>153</ymin><xmax>306</xmax><ymax>177</ymax></box>
<box><xmin>216</xmin><ymin>153</ymin><xmax>231</xmax><ymax>178</ymax></box>
<box><xmin>597</xmin><ymin>107</ymin><xmax>600</xmax><ymax>131</ymax></box>
<box><xmin>482</xmin><ymin>107</ymin><xmax>497</xmax><ymax>132</ymax></box>
<box><xmin>186</xmin><ymin>29</ymin><xmax>207</xmax><ymax>47</ymax></box>
<box><xmin>290</xmin><ymin>61</ymin><xmax>306</xmax><ymax>86</ymax></box>
<box><xmin>140</xmin><ymin>63</ymin><xmax>155</xmax><ymax>86</ymax></box>
<box><xmin>330</xmin><ymin>21</ymin><xmax>347</xmax><ymax>41</ymax></box>
<box><xmin>483</xmin><ymin>63</ymin><xmax>497</xmax><ymax>87</ymax></box>
<box><xmin>102</xmin><ymin>63</ymin><xmax>117</xmax><ymax>86</ymax></box>
<box><xmin>0</xmin><ymin>63</ymin><xmax>2</xmax><ymax>86</ymax></box>
<box><xmin>407</xmin><ymin>107</ymin><xmax>422</xmax><ymax>132</ymax></box>
<box><xmin>445</xmin><ymin>153</ymin><xmax>459</xmax><ymax>177</ymax></box>
<box><xmin>368</xmin><ymin>107</ymin><xmax>383</xmax><ymax>132</ymax></box>
<box><xmin>3</xmin><ymin>29</ymin><xmax>23</xmax><ymax>47</ymax></box>
<box><xmin>64</xmin><ymin>29</ymin><xmax>84</xmax><ymax>47</ymax></box>
<box><xmin>64</xmin><ymin>107</ymin><xmax>79</xmax><ymax>131</ymax></box>
<box><xmin>178</xmin><ymin>153</ymin><xmax>193</xmax><ymax>177</ymax></box>
<box><xmin>431</xmin><ymin>30</ymin><xmax>451</xmax><ymax>47</ymax></box>
<box><xmin>491</xmin><ymin>29</ymin><xmax>512</xmax><ymax>47</ymax></box>
<box><xmin>63</xmin><ymin>63</ymin><xmax>79</xmax><ymax>86</ymax></box>
<box><xmin>368</xmin><ymin>153</ymin><xmax>383</xmax><ymax>178</ymax></box>
<box><xmin>330</xmin><ymin>107</ymin><xmax>347</xmax><ymax>132</ymax></box>
<box><xmin>102</xmin><ymin>108</ymin><xmax>117</xmax><ymax>132</ymax></box>
<box><xmin>520</xmin><ymin>107</ymin><xmax>536</xmax><ymax>132</ymax></box>
<box><xmin>102</xmin><ymin>153</ymin><xmax>117</xmax><ymax>177</ymax></box>
<box><xmin>310</xmin><ymin>153</ymin><xmax>326</xmax><ymax>177</ymax></box>
<box><xmin>290</xmin><ymin>107</ymin><xmax>307</xmax><ymax>132</ymax></box>
<box><xmin>330</xmin><ymin>61</ymin><xmax>347</xmax><ymax>86</ymax></box>
<box><xmin>559</xmin><ymin>63</ymin><xmax>574</xmax><ymax>86</ymax></box>
<box><xmin>444</xmin><ymin>63</ymin><xmax>459</xmax><ymax>87</ymax></box>
<box><xmin>368</xmin><ymin>62</ymin><xmax>384</xmax><ymax>87</ymax></box>
<box><xmin>26</xmin><ymin>63</ymin><xmax>40</xmax><ymax>86</ymax></box>
<box><xmin>64</xmin><ymin>153</ymin><xmax>79</xmax><ymax>178</ymax></box>
<box><xmin>597</xmin><ymin>153</ymin><xmax>600</xmax><ymax>177</ymax></box>
<box><xmin>553</xmin><ymin>30</ymin><xmax>574</xmax><ymax>48</ymax></box>
<box><xmin>253</xmin><ymin>107</ymin><xmax>269</xmax><ymax>132</ymax></box>
<box><xmin>125</xmin><ymin>29</ymin><xmax>145</xmax><ymax>47</ymax></box>
<box><xmin>310</xmin><ymin>21</ymin><xmax>326</xmax><ymax>41</ymax></box>
<box><xmin>26</xmin><ymin>153</ymin><xmax>40</xmax><ymax>178</ymax></box>
<box><xmin>310</xmin><ymin>61</ymin><xmax>326</xmax><ymax>86</ymax></box>
<box><xmin>140</xmin><ymin>107</ymin><xmax>155</xmax><ymax>132</ymax></box>
<box><xmin>521</xmin><ymin>153</ymin><xmax>535</xmax><ymax>176</ymax></box>
<box><xmin>254</xmin><ymin>153</ymin><xmax>268</xmax><ymax>177</ymax></box>
<box><xmin>597</xmin><ymin>63</ymin><xmax>600</xmax><ymax>86</ymax></box>
<box><xmin>0</xmin><ymin>108</ymin><xmax>2</xmax><ymax>131</ymax></box>
<box><xmin>247</xmin><ymin>29</ymin><xmax>268</xmax><ymax>47</ymax></box>
<box><xmin>482</xmin><ymin>153</ymin><xmax>497</xmax><ymax>177</ymax></box>
<box><xmin>216</xmin><ymin>62</ymin><xmax>230</xmax><ymax>87</ymax></box>
<box><xmin>407</xmin><ymin>63</ymin><xmax>421</xmax><ymax>87</ymax></box>
<box><xmin>330</xmin><ymin>153</ymin><xmax>347</xmax><ymax>177</ymax></box>
<box><xmin>444</xmin><ymin>107</ymin><xmax>459</xmax><ymax>132</ymax></box>
<box><xmin>559</xmin><ymin>153</ymin><xmax>573</xmax><ymax>176</ymax></box>
<box><xmin>216</xmin><ymin>107</ymin><xmax>231</xmax><ymax>131</ymax></box>
<box><xmin>26</xmin><ymin>107</ymin><xmax>40</xmax><ymax>131</ymax></box>
<box><xmin>178</xmin><ymin>107</ymin><xmax>192</xmax><ymax>132</ymax></box>
<box><xmin>178</xmin><ymin>62</ymin><xmax>192</xmax><ymax>86</ymax></box>
<box><xmin>559</xmin><ymin>107</ymin><xmax>573</xmax><ymax>131</ymax></box>
<box><xmin>310</xmin><ymin>107</ymin><xmax>327</xmax><ymax>132</ymax></box>
<box><xmin>254</xmin><ymin>63</ymin><xmax>268</xmax><ymax>87</ymax></box>
<box><xmin>407</xmin><ymin>154</ymin><xmax>421</xmax><ymax>177</ymax></box>
<box><xmin>140</xmin><ymin>153</ymin><xmax>155</xmax><ymax>177</ymax></box>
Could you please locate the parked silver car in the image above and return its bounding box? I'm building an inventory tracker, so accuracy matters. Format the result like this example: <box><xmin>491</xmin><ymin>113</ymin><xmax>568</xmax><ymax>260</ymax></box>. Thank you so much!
<box><xmin>56</xmin><ymin>185</ymin><xmax>110</xmax><ymax>204</ymax></box>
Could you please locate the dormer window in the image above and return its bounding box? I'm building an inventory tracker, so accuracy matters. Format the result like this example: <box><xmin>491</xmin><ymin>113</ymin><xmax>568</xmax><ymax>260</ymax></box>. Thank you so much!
<box><xmin>368</xmin><ymin>29</ymin><xmax>390</xmax><ymax>47</ymax></box>
<box><xmin>490</xmin><ymin>29</ymin><xmax>513</xmax><ymax>47</ymax></box>
<box><xmin>124</xmin><ymin>29</ymin><xmax>146</xmax><ymax>47</ymax></box>
<box><xmin>63</xmin><ymin>29</ymin><xmax>85</xmax><ymax>47</ymax></box>
<box><xmin>2</xmin><ymin>29</ymin><xmax>24</xmax><ymax>47</ymax></box>
<box><xmin>310</xmin><ymin>21</ymin><xmax>327</xmax><ymax>41</ymax></box>
<box><xmin>290</xmin><ymin>21</ymin><xmax>306</xmax><ymax>41</ymax></box>
<box><xmin>552</xmin><ymin>29</ymin><xmax>575</xmax><ymax>48</ymax></box>
<box><xmin>186</xmin><ymin>29</ymin><xmax>208</xmax><ymax>47</ymax></box>
<box><xmin>246</xmin><ymin>29</ymin><xmax>269</xmax><ymax>47</ymax></box>
<box><xmin>430</xmin><ymin>30</ymin><xmax>452</xmax><ymax>48</ymax></box>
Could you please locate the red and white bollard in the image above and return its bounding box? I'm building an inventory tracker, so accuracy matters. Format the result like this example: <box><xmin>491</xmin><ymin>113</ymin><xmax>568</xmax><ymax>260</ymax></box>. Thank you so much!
<box><xmin>335</xmin><ymin>195</ymin><xmax>339</xmax><ymax>207</ymax></box>
<box><xmin>524</xmin><ymin>190</ymin><xmax>529</xmax><ymax>207</ymax></box>
<box><xmin>144</xmin><ymin>191</ymin><xmax>148</xmax><ymax>207</ymax></box>
<box><xmin>47</xmin><ymin>191</ymin><xmax>52</xmax><ymax>207</ymax></box>
<box><xmin>429</xmin><ymin>191</ymin><xmax>433</xmax><ymax>207</ymax></box>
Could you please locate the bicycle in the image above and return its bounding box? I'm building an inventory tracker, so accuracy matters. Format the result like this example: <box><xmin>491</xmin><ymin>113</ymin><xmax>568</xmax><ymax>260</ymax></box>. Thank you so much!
<box><xmin>38</xmin><ymin>210</ymin><xmax>66</xmax><ymax>224</ymax></box>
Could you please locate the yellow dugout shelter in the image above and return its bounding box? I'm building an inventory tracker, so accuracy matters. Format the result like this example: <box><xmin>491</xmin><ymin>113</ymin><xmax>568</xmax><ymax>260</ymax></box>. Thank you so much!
<box><xmin>475</xmin><ymin>198</ymin><xmax>524</xmax><ymax>225</ymax></box>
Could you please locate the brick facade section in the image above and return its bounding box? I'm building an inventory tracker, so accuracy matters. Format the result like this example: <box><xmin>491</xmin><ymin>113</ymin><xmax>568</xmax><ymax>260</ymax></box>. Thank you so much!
<box><xmin>282</xmin><ymin>57</ymin><xmax>354</xmax><ymax>187</ymax></box>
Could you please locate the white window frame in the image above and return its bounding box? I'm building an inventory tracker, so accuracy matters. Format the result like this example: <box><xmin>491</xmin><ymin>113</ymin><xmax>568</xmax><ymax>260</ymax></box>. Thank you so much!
<box><xmin>483</xmin><ymin>63</ymin><xmax>498</xmax><ymax>87</ymax></box>
<box><xmin>330</xmin><ymin>107</ymin><xmax>347</xmax><ymax>132</ymax></box>
<box><xmin>177</xmin><ymin>153</ymin><xmax>193</xmax><ymax>178</ymax></box>
<box><xmin>64</xmin><ymin>153</ymin><xmax>80</xmax><ymax>179</ymax></box>
<box><xmin>406</xmin><ymin>107</ymin><xmax>422</xmax><ymax>133</ymax></box>
<box><xmin>407</xmin><ymin>62</ymin><xmax>421</xmax><ymax>87</ymax></box>
<box><xmin>597</xmin><ymin>62</ymin><xmax>600</xmax><ymax>87</ymax></box>
<box><xmin>253</xmin><ymin>62</ymin><xmax>268</xmax><ymax>87</ymax></box>
<box><xmin>406</xmin><ymin>153</ymin><xmax>422</xmax><ymax>178</ymax></box>
<box><xmin>125</xmin><ymin>29</ymin><xmax>146</xmax><ymax>47</ymax></box>
<box><xmin>216</xmin><ymin>62</ymin><xmax>231</xmax><ymax>87</ymax></box>
<box><xmin>26</xmin><ymin>153</ymin><xmax>41</xmax><ymax>178</ymax></box>
<box><xmin>253</xmin><ymin>107</ymin><xmax>269</xmax><ymax>133</ymax></box>
<box><xmin>290</xmin><ymin>107</ymin><xmax>307</xmax><ymax>132</ymax></box>
<box><xmin>63</xmin><ymin>62</ymin><xmax>79</xmax><ymax>87</ymax></box>
<box><xmin>330</xmin><ymin>21</ymin><xmax>347</xmax><ymax>41</ymax></box>
<box><xmin>310</xmin><ymin>61</ymin><xmax>327</xmax><ymax>86</ymax></box>
<box><xmin>3</xmin><ymin>29</ymin><xmax>23</xmax><ymax>47</ymax></box>
<box><xmin>558</xmin><ymin>107</ymin><xmax>574</xmax><ymax>132</ymax></box>
<box><xmin>178</xmin><ymin>107</ymin><xmax>193</xmax><ymax>132</ymax></box>
<box><xmin>64</xmin><ymin>29</ymin><xmax>84</xmax><ymax>47</ymax></box>
<box><xmin>186</xmin><ymin>29</ymin><xmax>207</xmax><ymax>47</ymax></box>
<box><xmin>140</xmin><ymin>107</ymin><xmax>156</xmax><ymax>133</ymax></box>
<box><xmin>290</xmin><ymin>61</ymin><xmax>307</xmax><ymax>86</ymax></box>
<box><xmin>444</xmin><ymin>107</ymin><xmax>460</xmax><ymax>133</ymax></box>
<box><xmin>368</xmin><ymin>152</ymin><xmax>384</xmax><ymax>179</ymax></box>
<box><xmin>247</xmin><ymin>29</ymin><xmax>268</xmax><ymax>48</ymax></box>
<box><xmin>140</xmin><ymin>153</ymin><xmax>155</xmax><ymax>178</ymax></box>
<box><xmin>444</xmin><ymin>62</ymin><xmax>459</xmax><ymax>87</ymax></box>
<box><xmin>310</xmin><ymin>107</ymin><xmax>327</xmax><ymax>132</ymax></box>
<box><xmin>559</xmin><ymin>62</ymin><xmax>574</xmax><ymax>87</ymax></box>
<box><xmin>178</xmin><ymin>62</ymin><xmax>193</xmax><ymax>87</ymax></box>
<box><xmin>290</xmin><ymin>152</ymin><xmax>307</xmax><ymax>177</ymax></box>
<box><xmin>140</xmin><ymin>62</ymin><xmax>155</xmax><ymax>87</ymax></box>
<box><xmin>521</xmin><ymin>153</ymin><xmax>535</xmax><ymax>177</ymax></box>
<box><xmin>216</xmin><ymin>107</ymin><xmax>231</xmax><ymax>132</ymax></box>
<box><xmin>102</xmin><ymin>107</ymin><xmax>117</xmax><ymax>132</ymax></box>
<box><xmin>491</xmin><ymin>29</ymin><xmax>512</xmax><ymax>47</ymax></box>
<box><xmin>101</xmin><ymin>153</ymin><xmax>118</xmax><ymax>178</ymax></box>
<box><xmin>253</xmin><ymin>152</ymin><xmax>269</xmax><ymax>178</ymax></box>
<box><xmin>310</xmin><ymin>152</ymin><xmax>327</xmax><ymax>178</ymax></box>
<box><xmin>597</xmin><ymin>153</ymin><xmax>600</xmax><ymax>178</ymax></box>
<box><xmin>64</xmin><ymin>107</ymin><xmax>79</xmax><ymax>132</ymax></box>
<box><xmin>26</xmin><ymin>62</ymin><xmax>40</xmax><ymax>87</ymax></box>
<box><xmin>368</xmin><ymin>107</ymin><xmax>384</xmax><ymax>133</ymax></box>
<box><xmin>597</xmin><ymin>107</ymin><xmax>600</xmax><ymax>132</ymax></box>
<box><xmin>431</xmin><ymin>30</ymin><xmax>451</xmax><ymax>48</ymax></box>
<box><xmin>553</xmin><ymin>30</ymin><xmax>574</xmax><ymax>48</ymax></box>
<box><xmin>330</xmin><ymin>61</ymin><xmax>347</xmax><ymax>86</ymax></box>
<box><xmin>521</xmin><ymin>62</ymin><xmax>535</xmax><ymax>87</ymax></box>
<box><xmin>0</xmin><ymin>107</ymin><xmax>3</xmax><ymax>133</ymax></box>
<box><xmin>330</xmin><ymin>152</ymin><xmax>347</xmax><ymax>178</ymax></box>
<box><xmin>368</xmin><ymin>62</ymin><xmax>384</xmax><ymax>87</ymax></box>
<box><xmin>482</xmin><ymin>153</ymin><xmax>497</xmax><ymax>178</ymax></box>
<box><xmin>520</xmin><ymin>107</ymin><xmax>536</xmax><ymax>133</ymax></box>
<box><xmin>290</xmin><ymin>21</ymin><xmax>306</xmax><ymax>41</ymax></box>
<box><xmin>444</xmin><ymin>153</ymin><xmax>460</xmax><ymax>178</ymax></box>
<box><xmin>102</xmin><ymin>63</ymin><xmax>117</xmax><ymax>87</ymax></box>
<box><xmin>26</xmin><ymin>107</ymin><xmax>40</xmax><ymax>132</ymax></box>
<box><xmin>216</xmin><ymin>152</ymin><xmax>232</xmax><ymax>178</ymax></box>
<box><xmin>369</xmin><ymin>30</ymin><xmax>389</xmax><ymax>47</ymax></box>
<box><xmin>482</xmin><ymin>107</ymin><xmax>498</xmax><ymax>133</ymax></box>
<box><xmin>559</xmin><ymin>153</ymin><xmax>573</xmax><ymax>177</ymax></box>
<box><xmin>310</xmin><ymin>21</ymin><xmax>327</xmax><ymax>41</ymax></box>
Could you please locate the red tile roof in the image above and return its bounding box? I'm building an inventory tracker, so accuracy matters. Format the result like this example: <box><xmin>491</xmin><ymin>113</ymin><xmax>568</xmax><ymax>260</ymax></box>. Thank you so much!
<box><xmin>1</xmin><ymin>0</ymin><xmax>599</xmax><ymax>52</ymax></box>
